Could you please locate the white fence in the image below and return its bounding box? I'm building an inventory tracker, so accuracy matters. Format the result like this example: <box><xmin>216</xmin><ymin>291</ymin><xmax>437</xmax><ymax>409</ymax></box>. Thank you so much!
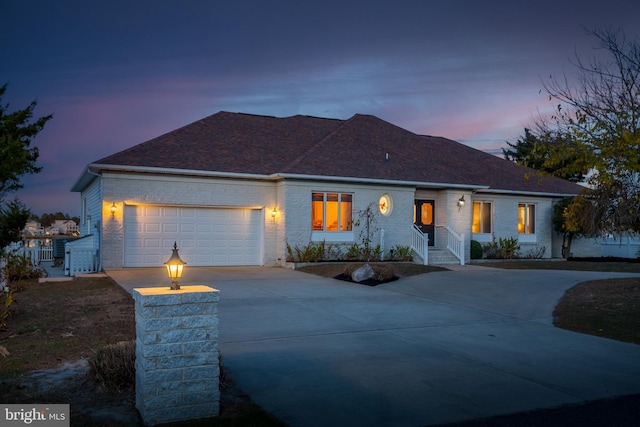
<box><xmin>64</xmin><ymin>236</ymin><xmax>98</xmax><ymax>276</ymax></box>
<box><xmin>4</xmin><ymin>240</ymin><xmax>53</xmax><ymax>264</ymax></box>
<box><xmin>601</xmin><ymin>237</ymin><xmax>640</xmax><ymax>258</ymax></box>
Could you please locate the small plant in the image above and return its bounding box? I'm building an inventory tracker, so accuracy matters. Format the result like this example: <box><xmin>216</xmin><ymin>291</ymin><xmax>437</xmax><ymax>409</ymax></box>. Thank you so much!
<box><xmin>88</xmin><ymin>340</ymin><xmax>136</xmax><ymax>392</ymax></box>
<box><xmin>388</xmin><ymin>245</ymin><xmax>415</xmax><ymax>262</ymax></box>
<box><xmin>524</xmin><ymin>245</ymin><xmax>546</xmax><ymax>259</ymax></box>
<box><xmin>286</xmin><ymin>241</ymin><xmax>337</xmax><ymax>262</ymax></box>
<box><xmin>470</xmin><ymin>240</ymin><xmax>483</xmax><ymax>259</ymax></box>
<box><xmin>482</xmin><ymin>235</ymin><xmax>520</xmax><ymax>259</ymax></box>
<box><xmin>498</xmin><ymin>237</ymin><xmax>520</xmax><ymax>259</ymax></box>
<box><xmin>1</xmin><ymin>288</ymin><xmax>15</xmax><ymax>330</ymax></box>
<box><xmin>4</xmin><ymin>253</ymin><xmax>43</xmax><ymax>282</ymax></box>
<box><xmin>352</xmin><ymin>202</ymin><xmax>380</xmax><ymax>262</ymax></box>
<box><xmin>482</xmin><ymin>235</ymin><xmax>500</xmax><ymax>259</ymax></box>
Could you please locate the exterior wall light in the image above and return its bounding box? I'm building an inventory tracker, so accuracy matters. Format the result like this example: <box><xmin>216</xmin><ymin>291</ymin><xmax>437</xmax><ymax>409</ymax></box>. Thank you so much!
<box><xmin>271</xmin><ymin>207</ymin><xmax>278</xmax><ymax>219</ymax></box>
<box><xmin>110</xmin><ymin>202</ymin><xmax>117</xmax><ymax>214</ymax></box>
<box><xmin>164</xmin><ymin>241</ymin><xmax>186</xmax><ymax>290</ymax></box>
<box><xmin>458</xmin><ymin>195</ymin><xmax>465</xmax><ymax>209</ymax></box>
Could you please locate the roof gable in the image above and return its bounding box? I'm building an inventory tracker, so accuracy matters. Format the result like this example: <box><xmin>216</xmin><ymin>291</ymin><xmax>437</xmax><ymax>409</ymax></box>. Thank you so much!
<box><xmin>88</xmin><ymin>111</ymin><xmax>582</xmax><ymax>195</ymax></box>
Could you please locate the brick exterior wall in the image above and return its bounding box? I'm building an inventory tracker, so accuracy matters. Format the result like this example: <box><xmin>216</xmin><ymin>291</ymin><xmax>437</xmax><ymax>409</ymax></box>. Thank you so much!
<box><xmin>91</xmin><ymin>171</ymin><xmax>577</xmax><ymax>267</ymax></box>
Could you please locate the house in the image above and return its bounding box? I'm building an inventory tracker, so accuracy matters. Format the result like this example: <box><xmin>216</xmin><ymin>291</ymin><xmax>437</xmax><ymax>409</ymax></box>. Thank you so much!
<box><xmin>71</xmin><ymin>112</ymin><xmax>583</xmax><ymax>270</ymax></box>
<box><xmin>22</xmin><ymin>221</ymin><xmax>44</xmax><ymax>237</ymax></box>
<box><xmin>51</xmin><ymin>219</ymin><xmax>79</xmax><ymax>236</ymax></box>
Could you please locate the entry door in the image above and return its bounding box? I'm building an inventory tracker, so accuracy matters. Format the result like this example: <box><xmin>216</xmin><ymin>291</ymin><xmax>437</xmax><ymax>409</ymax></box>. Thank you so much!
<box><xmin>414</xmin><ymin>200</ymin><xmax>435</xmax><ymax>246</ymax></box>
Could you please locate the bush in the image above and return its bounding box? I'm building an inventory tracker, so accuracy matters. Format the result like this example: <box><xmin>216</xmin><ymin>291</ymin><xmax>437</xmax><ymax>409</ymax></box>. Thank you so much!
<box><xmin>4</xmin><ymin>254</ymin><xmax>44</xmax><ymax>282</ymax></box>
<box><xmin>388</xmin><ymin>245</ymin><xmax>415</xmax><ymax>262</ymax></box>
<box><xmin>344</xmin><ymin>243</ymin><xmax>382</xmax><ymax>262</ymax></box>
<box><xmin>523</xmin><ymin>245</ymin><xmax>546</xmax><ymax>259</ymax></box>
<box><xmin>286</xmin><ymin>241</ymin><xmax>338</xmax><ymax>262</ymax></box>
<box><xmin>470</xmin><ymin>240</ymin><xmax>483</xmax><ymax>259</ymax></box>
<box><xmin>1</xmin><ymin>288</ymin><xmax>15</xmax><ymax>331</ymax></box>
<box><xmin>482</xmin><ymin>235</ymin><xmax>520</xmax><ymax>259</ymax></box>
<box><xmin>89</xmin><ymin>341</ymin><xmax>135</xmax><ymax>392</ymax></box>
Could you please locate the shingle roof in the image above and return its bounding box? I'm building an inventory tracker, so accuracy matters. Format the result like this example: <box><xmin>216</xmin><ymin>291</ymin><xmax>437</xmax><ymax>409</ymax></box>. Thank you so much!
<box><xmin>92</xmin><ymin>111</ymin><xmax>582</xmax><ymax>195</ymax></box>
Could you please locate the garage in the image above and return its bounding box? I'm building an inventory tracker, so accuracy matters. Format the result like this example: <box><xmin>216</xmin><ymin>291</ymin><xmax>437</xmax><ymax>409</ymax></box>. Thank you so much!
<box><xmin>123</xmin><ymin>205</ymin><xmax>262</xmax><ymax>267</ymax></box>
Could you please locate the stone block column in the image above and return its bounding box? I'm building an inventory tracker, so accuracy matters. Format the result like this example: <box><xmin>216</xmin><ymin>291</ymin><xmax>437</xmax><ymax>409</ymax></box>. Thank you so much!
<box><xmin>133</xmin><ymin>285</ymin><xmax>220</xmax><ymax>425</ymax></box>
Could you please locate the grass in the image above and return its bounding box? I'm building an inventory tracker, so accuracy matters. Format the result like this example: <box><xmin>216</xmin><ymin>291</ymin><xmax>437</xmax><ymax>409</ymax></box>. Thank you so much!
<box><xmin>0</xmin><ymin>277</ymin><xmax>135</xmax><ymax>376</ymax></box>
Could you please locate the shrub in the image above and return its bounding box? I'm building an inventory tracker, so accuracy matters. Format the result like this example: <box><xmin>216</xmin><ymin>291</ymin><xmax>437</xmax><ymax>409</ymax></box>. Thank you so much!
<box><xmin>286</xmin><ymin>241</ymin><xmax>337</xmax><ymax>262</ymax></box>
<box><xmin>1</xmin><ymin>288</ymin><xmax>15</xmax><ymax>331</ymax></box>
<box><xmin>388</xmin><ymin>245</ymin><xmax>415</xmax><ymax>261</ymax></box>
<box><xmin>523</xmin><ymin>245</ymin><xmax>546</xmax><ymax>259</ymax></box>
<box><xmin>499</xmin><ymin>237</ymin><xmax>520</xmax><ymax>259</ymax></box>
<box><xmin>470</xmin><ymin>240</ymin><xmax>483</xmax><ymax>259</ymax></box>
<box><xmin>88</xmin><ymin>341</ymin><xmax>135</xmax><ymax>392</ymax></box>
<box><xmin>482</xmin><ymin>235</ymin><xmax>520</xmax><ymax>259</ymax></box>
<box><xmin>4</xmin><ymin>253</ymin><xmax>44</xmax><ymax>282</ymax></box>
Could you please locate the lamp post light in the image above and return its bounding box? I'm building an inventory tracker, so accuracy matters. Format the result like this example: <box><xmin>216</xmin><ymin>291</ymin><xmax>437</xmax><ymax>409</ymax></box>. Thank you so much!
<box><xmin>164</xmin><ymin>241</ymin><xmax>186</xmax><ymax>290</ymax></box>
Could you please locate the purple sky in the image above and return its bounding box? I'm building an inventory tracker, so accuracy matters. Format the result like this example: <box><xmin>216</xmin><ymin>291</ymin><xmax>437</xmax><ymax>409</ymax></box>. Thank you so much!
<box><xmin>2</xmin><ymin>0</ymin><xmax>639</xmax><ymax>216</ymax></box>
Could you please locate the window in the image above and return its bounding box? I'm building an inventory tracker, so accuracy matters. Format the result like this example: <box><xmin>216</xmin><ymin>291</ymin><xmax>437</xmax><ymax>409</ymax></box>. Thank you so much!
<box><xmin>472</xmin><ymin>201</ymin><xmax>492</xmax><ymax>233</ymax></box>
<box><xmin>518</xmin><ymin>203</ymin><xmax>535</xmax><ymax>234</ymax></box>
<box><xmin>311</xmin><ymin>192</ymin><xmax>353</xmax><ymax>232</ymax></box>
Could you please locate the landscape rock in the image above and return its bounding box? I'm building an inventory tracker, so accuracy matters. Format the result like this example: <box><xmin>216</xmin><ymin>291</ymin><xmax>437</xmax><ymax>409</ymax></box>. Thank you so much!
<box><xmin>351</xmin><ymin>263</ymin><xmax>375</xmax><ymax>282</ymax></box>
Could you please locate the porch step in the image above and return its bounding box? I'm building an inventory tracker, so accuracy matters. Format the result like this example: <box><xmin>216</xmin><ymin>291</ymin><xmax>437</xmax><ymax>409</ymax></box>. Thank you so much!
<box><xmin>427</xmin><ymin>249</ymin><xmax>462</xmax><ymax>265</ymax></box>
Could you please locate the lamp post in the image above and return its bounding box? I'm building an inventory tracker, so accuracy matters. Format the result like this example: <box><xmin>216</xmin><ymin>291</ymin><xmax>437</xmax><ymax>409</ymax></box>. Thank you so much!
<box><xmin>164</xmin><ymin>241</ymin><xmax>186</xmax><ymax>290</ymax></box>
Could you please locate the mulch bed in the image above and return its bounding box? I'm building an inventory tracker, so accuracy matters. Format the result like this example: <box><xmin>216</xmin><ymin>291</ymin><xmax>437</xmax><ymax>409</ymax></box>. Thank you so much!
<box><xmin>334</xmin><ymin>273</ymin><xmax>399</xmax><ymax>286</ymax></box>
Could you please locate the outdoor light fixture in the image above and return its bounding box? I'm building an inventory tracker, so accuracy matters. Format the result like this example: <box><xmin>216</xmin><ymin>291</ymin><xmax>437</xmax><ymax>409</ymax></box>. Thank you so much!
<box><xmin>164</xmin><ymin>241</ymin><xmax>186</xmax><ymax>290</ymax></box>
<box><xmin>458</xmin><ymin>195</ymin><xmax>465</xmax><ymax>208</ymax></box>
<box><xmin>110</xmin><ymin>202</ymin><xmax>117</xmax><ymax>214</ymax></box>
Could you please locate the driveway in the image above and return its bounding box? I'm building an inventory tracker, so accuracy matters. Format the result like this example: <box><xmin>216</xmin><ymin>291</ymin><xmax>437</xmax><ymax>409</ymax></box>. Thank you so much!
<box><xmin>106</xmin><ymin>265</ymin><xmax>640</xmax><ymax>426</ymax></box>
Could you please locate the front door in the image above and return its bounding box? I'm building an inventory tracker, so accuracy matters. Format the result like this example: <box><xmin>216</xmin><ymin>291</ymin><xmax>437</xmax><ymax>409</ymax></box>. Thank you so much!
<box><xmin>414</xmin><ymin>199</ymin><xmax>435</xmax><ymax>246</ymax></box>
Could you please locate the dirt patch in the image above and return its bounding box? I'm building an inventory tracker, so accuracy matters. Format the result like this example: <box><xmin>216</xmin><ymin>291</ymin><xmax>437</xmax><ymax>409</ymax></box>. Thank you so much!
<box><xmin>0</xmin><ymin>277</ymin><xmax>282</xmax><ymax>426</ymax></box>
<box><xmin>553</xmin><ymin>277</ymin><xmax>640</xmax><ymax>345</ymax></box>
<box><xmin>297</xmin><ymin>262</ymin><xmax>447</xmax><ymax>280</ymax></box>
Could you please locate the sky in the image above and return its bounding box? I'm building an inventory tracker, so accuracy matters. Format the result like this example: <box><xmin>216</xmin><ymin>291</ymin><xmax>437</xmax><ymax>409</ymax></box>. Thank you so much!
<box><xmin>2</xmin><ymin>0</ymin><xmax>639</xmax><ymax>216</ymax></box>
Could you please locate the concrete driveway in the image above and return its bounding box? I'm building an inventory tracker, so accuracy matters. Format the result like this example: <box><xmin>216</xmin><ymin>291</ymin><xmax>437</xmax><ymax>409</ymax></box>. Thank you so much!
<box><xmin>106</xmin><ymin>265</ymin><xmax>640</xmax><ymax>427</ymax></box>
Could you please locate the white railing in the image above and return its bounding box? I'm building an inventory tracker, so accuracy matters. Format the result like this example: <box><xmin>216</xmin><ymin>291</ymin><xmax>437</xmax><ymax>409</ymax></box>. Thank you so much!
<box><xmin>4</xmin><ymin>241</ymin><xmax>53</xmax><ymax>264</ymax></box>
<box><xmin>445</xmin><ymin>226</ymin><xmax>465</xmax><ymax>265</ymax></box>
<box><xmin>411</xmin><ymin>225</ymin><xmax>428</xmax><ymax>265</ymax></box>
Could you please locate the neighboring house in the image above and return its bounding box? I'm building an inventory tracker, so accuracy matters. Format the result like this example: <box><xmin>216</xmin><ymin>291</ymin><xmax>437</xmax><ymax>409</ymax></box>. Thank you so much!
<box><xmin>45</xmin><ymin>226</ymin><xmax>60</xmax><ymax>235</ymax></box>
<box><xmin>51</xmin><ymin>219</ymin><xmax>79</xmax><ymax>236</ymax></box>
<box><xmin>71</xmin><ymin>112</ymin><xmax>585</xmax><ymax>270</ymax></box>
<box><xmin>23</xmin><ymin>221</ymin><xmax>44</xmax><ymax>237</ymax></box>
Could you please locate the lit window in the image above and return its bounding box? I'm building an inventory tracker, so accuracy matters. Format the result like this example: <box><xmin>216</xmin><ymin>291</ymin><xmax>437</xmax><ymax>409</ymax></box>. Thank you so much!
<box><xmin>311</xmin><ymin>192</ymin><xmax>352</xmax><ymax>232</ymax></box>
<box><xmin>472</xmin><ymin>201</ymin><xmax>492</xmax><ymax>233</ymax></box>
<box><xmin>518</xmin><ymin>204</ymin><xmax>535</xmax><ymax>234</ymax></box>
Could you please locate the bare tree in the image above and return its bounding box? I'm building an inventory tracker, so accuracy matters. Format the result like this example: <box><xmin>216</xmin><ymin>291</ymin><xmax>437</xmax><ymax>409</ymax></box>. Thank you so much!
<box><xmin>541</xmin><ymin>27</ymin><xmax>640</xmax><ymax>236</ymax></box>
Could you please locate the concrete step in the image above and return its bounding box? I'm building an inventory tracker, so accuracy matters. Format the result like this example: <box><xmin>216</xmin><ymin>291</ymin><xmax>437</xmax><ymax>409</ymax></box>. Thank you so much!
<box><xmin>427</xmin><ymin>249</ymin><xmax>462</xmax><ymax>265</ymax></box>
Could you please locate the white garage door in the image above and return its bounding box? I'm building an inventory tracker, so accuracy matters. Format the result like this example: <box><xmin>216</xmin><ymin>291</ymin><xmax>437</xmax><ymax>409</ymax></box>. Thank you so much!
<box><xmin>124</xmin><ymin>205</ymin><xmax>261</xmax><ymax>267</ymax></box>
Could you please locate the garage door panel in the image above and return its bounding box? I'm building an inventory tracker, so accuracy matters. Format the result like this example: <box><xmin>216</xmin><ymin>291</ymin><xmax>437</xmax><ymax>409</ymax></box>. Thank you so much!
<box><xmin>124</xmin><ymin>206</ymin><xmax>260</xmax><ymax>267</ymax></box>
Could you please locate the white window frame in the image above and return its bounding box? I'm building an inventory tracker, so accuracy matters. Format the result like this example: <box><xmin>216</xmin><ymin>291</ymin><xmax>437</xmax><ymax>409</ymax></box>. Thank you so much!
<box><xmin>311</xmin><ymin>192</ymin><xmax>354</xmax><ymax>242</ymax></box>
<box><xmin>472</xmin><ymin>201</ymin><xmax>493</xmax><ymax>242</ymax></box>
<box><xmin>518</xmin><ymin>203</ymin><xmax>536</xmax><ymax>243</ymax></box>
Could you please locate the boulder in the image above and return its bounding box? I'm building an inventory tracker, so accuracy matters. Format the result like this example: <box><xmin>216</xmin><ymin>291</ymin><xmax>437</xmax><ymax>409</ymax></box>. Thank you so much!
<box><xmin>351</xmin><ymin>263</ymin><xmax>375</xmax><ymax>283</ymax></box>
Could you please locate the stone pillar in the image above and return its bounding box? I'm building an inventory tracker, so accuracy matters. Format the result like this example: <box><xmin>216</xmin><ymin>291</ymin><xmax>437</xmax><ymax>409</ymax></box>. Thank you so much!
<box><xmin>133</xmin><ymin>285</ymin><xmax>220</xmax><ymax>425</ymax></box>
